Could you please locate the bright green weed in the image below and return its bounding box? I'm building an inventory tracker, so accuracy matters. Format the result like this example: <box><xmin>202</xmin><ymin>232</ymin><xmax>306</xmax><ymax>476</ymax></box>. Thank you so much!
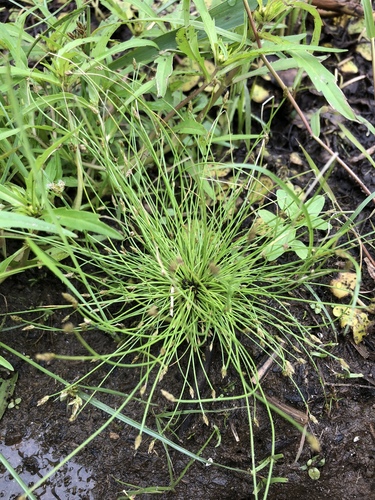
<box><xmin>1</xmin><ymin>0</ymin><xmax>374</xmax><ymax>498</ymax></box>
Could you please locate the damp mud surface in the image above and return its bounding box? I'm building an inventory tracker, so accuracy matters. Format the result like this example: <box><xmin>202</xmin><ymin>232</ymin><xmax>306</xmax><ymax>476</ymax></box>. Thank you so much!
<box><xmin>1</xmin><ymin>269</ymin><xmax>375</xmax><ymax>500</ymax></box>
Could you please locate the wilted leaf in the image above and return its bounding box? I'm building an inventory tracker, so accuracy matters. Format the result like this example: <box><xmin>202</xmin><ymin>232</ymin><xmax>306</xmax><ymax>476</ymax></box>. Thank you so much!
<box><xmin>340</xmin><ymin>60</ymin><xmax>358</xmax><ymax>74</ymax></box>
<box><xmin>161</xmin><ymin>389</ymin><xmax>176</xmax><ymax>402</ymax></box>
<box><xmin>356</xmin><ymin>43</ymin><xmax>372</xmax><ymax>61</ymax></box>
<box><xmin>247</xmin><ymin>175</ymin><xmax>273</xmax><ymax>204</ymax></box>
<box><xmin>252</xmin><ymin>83</ymin><xmax>270</xmax><ymax>103</ymax></box>
<box><xmin>330</xmin><ymin>272</ymin><xmax>357</xmax><ymax>299</ymax></box>
<box><xmin>134</xmin><ymin>434</ymin><xmax>142</xmax><ymax>450</ymax></box>
<box><xmin>332</xmin><ymin>306</ymin><xmax>372</xmax><ymax>344</ymax></box>
<box><xmin>364</xmin><ymin>258</ymin><xmax>375</xmax><ymax>281</ymax></box>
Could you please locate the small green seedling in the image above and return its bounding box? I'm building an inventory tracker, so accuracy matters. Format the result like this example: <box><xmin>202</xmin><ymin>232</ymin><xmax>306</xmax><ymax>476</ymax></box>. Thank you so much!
<box><xmin>0</xmin><ymin>355</ymin><xmax>13</xmax><ymax>372</ymax></box>
<box><xmin>300</xmin><ymin>455</ymin><xmax>326</xmax><ymax>480</ymax></box>
<box><xmin>257</xmin><ymin>189</ymin><xmax>330</xmax><ymax>261</ymax></box>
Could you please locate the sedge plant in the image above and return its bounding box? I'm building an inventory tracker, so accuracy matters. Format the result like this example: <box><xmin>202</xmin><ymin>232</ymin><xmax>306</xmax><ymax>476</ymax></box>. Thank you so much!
<box><xmin>26</xmin><ymin>111</ymin><xmax>364</xmax><ymax>496</ymax></box>
<box><xmin>1</xmin><ymin>0</ymin><xmax>375</xmax><ymax>497</ymax></box>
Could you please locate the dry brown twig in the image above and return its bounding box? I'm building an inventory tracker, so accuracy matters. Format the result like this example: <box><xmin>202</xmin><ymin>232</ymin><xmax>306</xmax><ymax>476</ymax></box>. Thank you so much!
<box><xmin>250</xmin><ymin>343</ymin><xmax>309</xmax><ymax>426</ymax></box>
<box><xmin>311</xmin><ymin>0</ymin><xmax>364</xmax><ymax>18</ymax></box>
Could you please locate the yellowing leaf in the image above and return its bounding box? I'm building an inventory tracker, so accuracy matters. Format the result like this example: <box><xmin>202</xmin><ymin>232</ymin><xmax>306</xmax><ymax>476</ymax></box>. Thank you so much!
<box><xmin>252</xmin><ymin>83</ymin><xmax>270</xmax><ymax>103</ymax></box>
<box><xmin>290</xmin><ymin>152</ymin><xmax>303</xmax><ymax>166</ymax></box>
<box><xmin>247</xmin><ymin>175</ymin><xmax>273</xmax><ymax>204</ymax></box>
<box><xmin>161</xmin><ymin>389</ymin><xmax>176</xmax><ymax>402</ymax></box>
<box><xmin>134</xmin><ymin>434</ymin><xmax>142</xmax><ymax>450</ymax></box>
<box><xmin>330</xmin><ymin>272</ymin><xmax>357</xmax><ymax>299</ymax></box>
<box><xmin>199</xmin><ymin>60</ymin><xmax>219</xmax><ymax>92</ymax></box>
<box><xmin>170</xmin><ymin>59</ymin><xmax>216</xmax><ymax>92</ymax></box>
<box><xmin>205</xmin><ymin>165</ymin><xmax>231</xmax><ymax>178</ymax></box>
<box><xmin>249</xmin><ymin>217</ymin><xmax>271</xmax><ymax>238</ymax></box>
<box><xmin>332</xmin><ymin>306</ymin><xmax>371</xmax><ymax>344</ymax></box>
<box><xmin>356</xmin><ymin>43</ymin><xmax>372</xmax><ymax>61</ymax></box>
<box><xmin>340</xmin><ymin>60</ymin><xmax>358</xmax><ymax>74</ymax></box>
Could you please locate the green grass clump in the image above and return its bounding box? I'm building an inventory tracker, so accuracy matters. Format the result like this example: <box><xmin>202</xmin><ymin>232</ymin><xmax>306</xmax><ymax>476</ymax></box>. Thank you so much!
<box><xmin>1</xmin><ymin>0</ymin><xmax>375</xmax><ymax>497</ymax></box>
<box><xmin>35</xmin><ymin>130</ymin><xmax>351</xmax><ymax>494</ymax></box>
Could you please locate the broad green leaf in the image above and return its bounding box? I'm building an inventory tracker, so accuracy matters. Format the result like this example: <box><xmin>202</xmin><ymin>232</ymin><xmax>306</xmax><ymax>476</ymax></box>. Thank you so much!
<box><xmin>90</xmin><ymin>22</ymin><xmax>122</xmax><ymax>57</ymax></box>
<box><xmin>0</xmin><ymin>24</ymin><xmax>27</xmax><ymax>68</ymax></box>
<box><xmin>310</xmin><ymin>218</ymin><xmax>329</xmax><ymax>230</ymax></box>
<box><xmin>109</xmin><ymin>0</ymin><xmax>260</xmax><ymax>71</ymax></box>
<box><xmin>42</xmin><ymin>208</ymin><xmax>122</xmax><ymax>239</ymax></box>
<box><xmin>258</xmin><ymin>209</ymin><xmax>282</xmax><ymax>228</ymax></box>
<box><xmin>60</xmin><ymin>34</ymin><xmax>160</xmax><ymax>71</ymax></box>
<box><xmin>0</xmin><ymin>212</ymin><xmax>76</xmax><ymax>237</ymax></box>
<box><xmin>94</xmin><ymin>38</ymin><xmax>159</xmax><ymax>64</ymax></box>
<box><xmin>35</xmin><ymin>126</ymin><xmax>82</xmax><ymax>171</ymax></box>
<box><xmin>0</xmin><ymin>127</ymin><xmax>22</xmax><ymax>140</ymax></box>
<box><xmin>356</xmin><ymin>114</ymin><xmax>375</xmax><ymax>135</ymax></box>
<box><xmin>289</xmin><ymin>51</ymin><xmax>357</xmax><ymax>121</ymax></box>
<box><xmin>173</xmin><ymin>119</ymin><xmax>207</xmax><ymax>135</ymax></box>
<box><xmin>57</xmin><ymin>36</ymin><xmax>103</xmax><ymax>57</ymax></box>
<box><xmin>124</xmin><ymin>80</ymin><xmax>155</xmax><ymax>106</ymax></box>
<box><xmin>100</xmin><ymin>0</ymin><xmax>157</xmax><ymax>22</ymax></box>
<box><xmin>0</xmin><ymin>67</ymin><xmax>61</xmax><ymax>86</ymax></box>
<box><xmin>0</xmin><ymin>357</ymin><xmax>14</xmax><ymax>372</ymax></box>
<box><xmin>264</xmin><ymin>247</ymin><xmax>283</xmax><ymax>261</ymax></box>
<box><xmin>310</xmin><ymin>108</ymin><xmax>321</xmax><ymax>136</ymax></box>
<box><xmin>290</xmin><ymin>240</ymin><xmax>308</xmax><ymax>260</ymax></box>
<box><xmin>176</xmin><ymin>26</ymin><xmax>208</xmax><ymax>79</ymax></box>
<box><xmin>0</xmin><ymin>184</ymin><xmax>27</xmax><ymax>207</ymax></box>
<box><xmin>338</xmin><ymin>122</ymin><xmax>375</xmax><ymax>167</ymax></box>
<box><xmin>306</xmin><ymin>195</ymin><xmax>325</xmax><ymax>217</ymax></box>
<box><xmin>263</xmin><ymin>236</ymin><xmax>288</xmax><ymax>261</ymax></box>
<box><xmin>276</xmin><ymin>190</ymin><xmax>300</xmax><ymax>219</ymax></box>
<box><xmin>292</xmin><ymin>1</ymin><xmax>322</xmax><ymax>46</ymax></box>
<box><xmin>0</xmin><ymin>248</ymin><xmax>27</xmax><ymax>275</ymax></box>
<box><xmin>155</xmin><ymin>52</ymin><xmax>173</xmax><ymax>97</ymax></box>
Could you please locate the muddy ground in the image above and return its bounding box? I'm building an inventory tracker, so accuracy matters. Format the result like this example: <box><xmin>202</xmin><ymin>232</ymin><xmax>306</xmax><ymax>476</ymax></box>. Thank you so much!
<box><xmin>1</xmin><ymin>264</ymin><xmax>375</xmax><ymax>500</ymax></box>
<box><xmin>1</xmin><ymin>267</ymin><xmax>375</xmax><ymax>500</ymax></box>
<box><xmin>1</xmin><ymin>2</ymin><xmax>375</xmax><ymax>499</ymax></box>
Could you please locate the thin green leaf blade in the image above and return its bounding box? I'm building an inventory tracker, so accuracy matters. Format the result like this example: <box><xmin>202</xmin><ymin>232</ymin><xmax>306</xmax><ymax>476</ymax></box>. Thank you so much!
<box><xmin>43</xmin><ymin>208</ymin><xmax>122</xmax><ymax>239</ymax></box>
<box><xmin>194</xmin><ymin>0</ymin><xmax>218</xmax><ymax>60</ymax></box>
<box><xmin>0</xmin><ymin>212</ymin><xmax>76</xmax><ymax>237</ymax></box>
<box><xmin>362</xmin><ymin>0</ymin><xmax>375</xmax><ymax>38</ymax></box>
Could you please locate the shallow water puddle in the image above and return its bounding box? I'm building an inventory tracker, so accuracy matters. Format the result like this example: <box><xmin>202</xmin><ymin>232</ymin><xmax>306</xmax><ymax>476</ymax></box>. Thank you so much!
<box><xmin>0</xmin><ymin>436</ymin><xmax>95</xmax><ymax>499</ymax></box>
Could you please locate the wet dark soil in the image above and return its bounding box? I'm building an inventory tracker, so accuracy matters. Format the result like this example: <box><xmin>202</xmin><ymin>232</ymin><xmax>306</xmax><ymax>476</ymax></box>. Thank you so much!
<box><xmin>1</xmin><ymin>2</ymin><xmax>375</xmax><ymax>499</ymax></box>
<box><xmin>1</xmin><ymin>267</ymin><xmax>375</xmax><ymax>500</ymax></box>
